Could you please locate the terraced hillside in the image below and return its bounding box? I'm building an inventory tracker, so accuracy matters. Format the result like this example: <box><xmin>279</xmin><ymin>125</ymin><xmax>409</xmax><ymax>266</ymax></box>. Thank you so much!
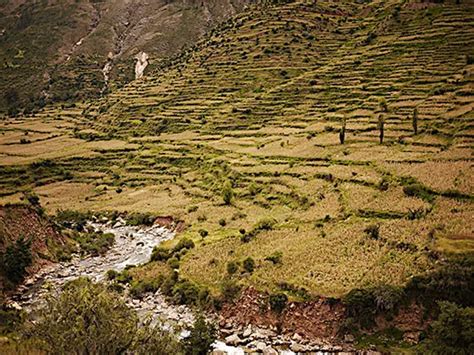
<box><xmin>0</xmin><ymin>0</ymin><xmax>253</xmax><ymax>113</ymax></box>
<box><xmin>0</xmin><ymin>0</ymin><xmax>473</xmax><ymax>310</ymax></box>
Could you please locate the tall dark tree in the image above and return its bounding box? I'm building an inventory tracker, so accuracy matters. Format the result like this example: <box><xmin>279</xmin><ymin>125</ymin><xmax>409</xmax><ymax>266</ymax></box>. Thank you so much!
<box><xmin>378</xmin><ymin>114</ymin><xmax>385</xmax><ymax>144</ymax></box>
<box><xmin>339</xmin><ymin>117</ymin><xmax>346</xmax><ymax>144</ymax></box>
<box><xmin>413</xmin><ymin>107</ymin><xmax>418</xmax><ymax>135</ymax></box>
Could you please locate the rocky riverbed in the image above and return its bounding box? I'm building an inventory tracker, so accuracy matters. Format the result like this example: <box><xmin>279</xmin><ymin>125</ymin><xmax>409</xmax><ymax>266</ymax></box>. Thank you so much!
<box><xmin>8</xmin><ymin>219</ymin><xmax>363</xmax><ymax>354</ymax></box>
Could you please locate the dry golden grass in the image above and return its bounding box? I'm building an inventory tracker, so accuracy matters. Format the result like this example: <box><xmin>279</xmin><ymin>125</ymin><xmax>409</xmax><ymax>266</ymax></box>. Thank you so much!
<box><xmin>384</xmin><ymin>161</ymin><xmax>473</xmax><ymax>193</ymax></box>
<box><xmin>181</xmin><ymin>220</ymin><xmax>434</xmax><ymax>298</ymax></box>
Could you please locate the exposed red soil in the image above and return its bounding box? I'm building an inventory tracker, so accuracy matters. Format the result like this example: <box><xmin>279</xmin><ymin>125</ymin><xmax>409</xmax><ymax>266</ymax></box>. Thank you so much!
<box><xmin>220</xmin><ymin>287</ymin><xmax>345</xmax><ymax>341</ymax></box>
<box><xmin>154</xmin><ymin>215</ymin><xmax>186</xmax><ymax>233</ymax></box>
<box><xmin>0</xmin><ymin>204</ymin><xmax>67</xmax><ymax>290</ymax></box>
<box><xmin>220</xmin><ymin>287</ymin><xmax>429</xmax><ymax>344</ymax></box>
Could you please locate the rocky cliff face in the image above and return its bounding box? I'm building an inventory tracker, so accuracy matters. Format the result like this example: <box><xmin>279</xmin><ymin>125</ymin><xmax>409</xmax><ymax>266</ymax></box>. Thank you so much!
<box><xmin>0</xmin><ymin>0</ymin><xmax>255</xmax><ymax>113</ymax></box>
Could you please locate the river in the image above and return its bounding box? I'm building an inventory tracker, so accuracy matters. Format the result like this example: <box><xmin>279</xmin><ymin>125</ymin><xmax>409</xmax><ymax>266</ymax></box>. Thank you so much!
<box><xmin>10</xmin><ymin>220</ymin><xmax>355</xmax><ymax>354</ymax></box>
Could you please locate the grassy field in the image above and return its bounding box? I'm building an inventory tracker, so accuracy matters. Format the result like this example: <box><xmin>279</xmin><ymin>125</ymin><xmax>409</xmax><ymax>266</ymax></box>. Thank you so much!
<box><xmin>0</xmin><ymin>0</ymin><xmax>473</xmax><ymax>300</ymax></box>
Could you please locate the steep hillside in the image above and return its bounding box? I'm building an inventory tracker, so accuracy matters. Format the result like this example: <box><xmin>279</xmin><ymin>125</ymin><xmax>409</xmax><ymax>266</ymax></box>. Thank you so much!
<box><xmin>0</xmin><ymin>0</ymin><xmax>254</xmax><ymax>113</ymax></box>
<box><xmin>0</xmin><ymin>203</ymin><xmax>67</xmax><ymax>290</ymax></box>
<box><xmin>0</xmin><ymin>0</ymin><xmax>472</xmax><ymax>347</ymax></box>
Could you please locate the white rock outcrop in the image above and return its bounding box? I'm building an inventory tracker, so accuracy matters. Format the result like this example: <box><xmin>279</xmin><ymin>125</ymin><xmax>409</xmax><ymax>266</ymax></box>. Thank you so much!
<box><xmin>135</xmin><ymin>51</ymin><xmax>149</xmax><ymax>79</ymax></box>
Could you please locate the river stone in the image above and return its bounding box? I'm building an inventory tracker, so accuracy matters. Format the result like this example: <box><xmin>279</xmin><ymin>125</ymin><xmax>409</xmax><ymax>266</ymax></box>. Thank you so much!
<box><xmin>263</xmin><ymin>347</ymin><xmax>278</xmax><ymax>355</ymax></box>
<box><xmin>225</xmin><ymin>334</ymin><xmax>242</xmax><ymax>346</ymax></box>
<box><xmin>255</xmin><ymin>341</ymin><xmax>266</xmax><ymax>351</ymax></box>
<box><xmin>290</xmin><ymin>342</ymin><xmax>307</xmax><ymax>352</ymax></box>
<box><xmin>243</xmin><ymin>324</ymin><xmax>252</xmax><ymax>338</ymax></box>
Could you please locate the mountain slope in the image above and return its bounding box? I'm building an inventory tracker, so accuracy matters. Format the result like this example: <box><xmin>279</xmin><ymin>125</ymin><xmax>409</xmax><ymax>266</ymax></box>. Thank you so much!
<box><xmin>0</xmin><ymin>0</ymin><xmax>254</xmax><ymax>113</ymax></box>
<box><xmin>0</xmin><ymin>0</ymin><xmax>473</xmax><ymax>348</ymax></box>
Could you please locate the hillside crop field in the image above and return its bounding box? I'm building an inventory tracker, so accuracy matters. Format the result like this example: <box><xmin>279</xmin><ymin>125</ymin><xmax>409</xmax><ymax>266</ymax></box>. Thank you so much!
<box><xmin>0</xmin><ymin>0</ymin><xmax>473</xmax><ymax>352</ymax></box>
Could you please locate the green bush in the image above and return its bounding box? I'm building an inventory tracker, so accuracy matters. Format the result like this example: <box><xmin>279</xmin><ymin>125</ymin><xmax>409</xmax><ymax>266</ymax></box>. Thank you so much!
<box><xmin>198</xmin><ymin>229</ymin><xmax>209</xmax><ymax>239</ymax></box>
<box><xmin>227</xmin><ymin>261</ymin><xmax>238</xmax><ymax>275</ymax></box>
<box><xmin>265</xmin><ymin>251</ymin><xmax>283</xmax><ymax>265</ymax></box>
<box><xmin>222</xmin><ymin>181</ymin><xmax>234</xmax><ymax>205</ymax></box>
<box><xmin>243</xmin><ymin>257</ymin><xmax>255</xmax><ymax>273</ymax></box>
<box><xmin>31</xmin><ymin>278</ymin><xmax>183</xmax><ymax>354</ymax></box>
<box><xmin>403</xmin><ymin>183</ymin><xmax>435</xmax><ymax>203</ymax></box>
<box><xmin>130</xmin><ymin>280</ymin><xmax>159</xmax><ymax>299</ymax></box>
<box><xmin>221</xmin><ymin>280</ymin><xmax>241</xmax><ymax>302</ymax></box>
<box><xmin>172</xmin><ymin>280</ymin><xmax>200</xmax><ymax>305</ymax></box>
<box><xmin>183</xmin><ymin>314</ymin><xmax>217</xmax><ymax>355</ymax></box>
<box><xmin>168</xmin><ymin>257</ymin><xmax>180</xmax><ymax>269</ymax></box>
<box><xmin>106</xmin><ymin>269</ymin><xmax>118</xmax><ymax>280</ymax></box>
<box><xmin>405</xmin><ymin>255</ymin><xmax>474</xmax><ymax>308</ymax></box>
<box><xmin>269</xmin><ymin>293</ymin><xmax>288</xmax><ymax>313</ymax></box>
<box><xmin>173</xmin><ymin>238</ymin><xmax>195</xmax><ymax>254</ymax></box>
<box><xmin>421</xmin><ymin>302</ymin><xmax>474</xmax><ymax>354</ymax></box>
<box><xmin>343</xmin><ymin>285</ymin><xmax>404</xmax><ymax>329</ymax></box>
<box><xmin>364</xmin><ymin>224</ymin><xmax>380</xmax><ymax>240</ymax></box>
<box><xmin>126</xmin><ymin>212</ymin><xmax>156</xmax><ymax>226</ymax></box>
<box><xmin>151</xmin><ymin>246</ymin><xmax>172</xmax><ymax>262</ymax></box>
<box><xmin>73</xmin><ymin>232</ymin><xmax>115</xmax><ymax>256</ymax></box>
<box><xmin>1</xmin><ymin>237</ymin><xmax>32</xmax><ymax>285</ymax></box>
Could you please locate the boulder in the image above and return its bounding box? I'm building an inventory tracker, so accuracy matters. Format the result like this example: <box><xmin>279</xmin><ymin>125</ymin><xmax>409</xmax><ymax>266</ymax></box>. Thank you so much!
<box><xmin>255</xmin><ymin>341</ymin><xmax>266</xmax><ymax>351</ymax></box>
<box><xmin>263</xmin><ymin>347</ymin><xmax>278</xmax><ymax>355</ymax></box>
<box><xmin>225</xmin><ymin>334</ymin><xmax>242</xmax><ymax>346</ymax></box>
<box><xmin>243</xmin><ymin>324</ymin><xmax>252</xmax><ymax>338</ymax></box>
<box><xmin>290</xmin><ymin>342</ymin><xmax>307</xmax><ymax>352</ymax></box>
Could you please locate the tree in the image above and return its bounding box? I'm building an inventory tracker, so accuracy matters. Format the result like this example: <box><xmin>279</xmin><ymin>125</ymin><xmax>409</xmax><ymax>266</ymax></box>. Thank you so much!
<box><xmin>183</xmin><ymin>314</ymin><xmax>217</xmax><ymax>355</ymax></box>
<box><xmin>222</xmin><ymin>180</ymin><xmax>234</xmax><ymax>205</ymax></box>
<box><xmin>413</xmin><ymin>107</ymin><xmax>418</xmax><ymax>135</ymax></box>
<box><xmin>30</xmin><ymin>278</ymin><xmax>183</xmax><ymax>354</ymax></box>
<box><xmin>378</xmin><ymin>114</ymin><xmax>385</xmax><ymax>144</ymax></box>
<box><xmin>1</xmin><ymin>237</ymin><xmax>32</xmax><ymax>285</ymax></box>
<box><xmin>339</xmin><ymin>117</ymin><xmax>346</xmax><ymax>144</ymax></box>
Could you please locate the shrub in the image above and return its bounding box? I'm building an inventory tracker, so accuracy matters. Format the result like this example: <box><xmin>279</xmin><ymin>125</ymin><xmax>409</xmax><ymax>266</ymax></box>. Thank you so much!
<box><xmin>130</xmin><ymin>280</ymin><xmax>159</xmax><ymax>299</ymax></box>
<box><xmin>265</xmin><ymin>251</ymin><xmax>283</xmax><ymax>265</ymax></box>
<box><xmin>172</xmin><ymin>280</ymin><xmax>199</xmax><ymax>305</ymax></box>
<box><xmin>227</xmin><ymin>261</ymin><xmax>239</xmax><ymax>275</ymax></box>
<box><xmin>183</xmin><ymin>314</ymin><xmax>217</xmax><ymax>355</ymax></box>
<box><xmin>343</xmin><ymin>288</ymin><xmax>376</xmax><ymax>328</ymax></box>
<box><xmin>106</xmin><ymin>269</ymin><xmax>118</xmax><ymax>280</ymax></box>
<box><xmin>1</xmin><ymin>237</ymin><xmax>32</xmax><ymax>285</ymax></box>
<box><xmin>218</xmin><ymin>219</ymin><xmax>226</xmax><ymax>227</ymax></box>
<box><xmin>343</xmin><ymin>285</ymin><xmax>404</xmax><ymax>329</ymax></box>
<box><xmin>221</xmin><ymin>280</ymin><xmax>241</xmax><ymax>302</ymax></box>
<box><xmin>372</xmin><ymin>285</ymin><xmax>404</xmax><ymax>312</ymax></box>
<box><xmin>126</xmin><ymin>212</ymin><xmax>155</xmax><ymax>226</ymax></box>
<box><xmin>269</xmin><ymin>293</ymin><xmax>288</xmax><ymax>313</ymax></box>
<box><xmin>254</xmin><ymin>218</ymin><xmax>276</xmax><ymax>231</ymax></box>
<box><xmin>403</xmin><ymin>183</ymin><xmax>435</xmax><ymax>203</ymax></box>
<box><xmin>222</xmin><ymin>180</ymin><xmax>234</xmax><ymax>205</ymax></box>
<box><xmin>173</xmin><ymin>238</ymin><xmax>195</xmax><ymax>253</ymax></box>
<box><xmin>74</xmin><ymin>232</ymin><xmax>115</xmax><ymax>256</ymax></box>
<box><xmin>364</xmin><ymin>224</ymin><xmax>380</xmax><ymax>240</ymax></box>
<box><xmin>167</xmin><ymin>257</ymin><xmax>180</xmax><ymax>269</ymax></box>
<box><xmin>198</xmin><ymin>229</ymin><xmax>209</xmax><ymax>239</ymax></box>
<box><xmin>31</xmin><ymin>278</ymin><xmax>183</xmax><ymax>354</ymax></box>
<box><xmin>243</xmin><ymin>257</ymin><xmax>255</xmax><ymax>273</ymax></box>
<box><xmin>421</xmin><ymin>302</ymin><xmax>474</xmax><ymax>354</ymax></box>
<box><xmin>151</xmin><ymin>247</ymin><xmax>172</xmax><ymax>262</ymax></box>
